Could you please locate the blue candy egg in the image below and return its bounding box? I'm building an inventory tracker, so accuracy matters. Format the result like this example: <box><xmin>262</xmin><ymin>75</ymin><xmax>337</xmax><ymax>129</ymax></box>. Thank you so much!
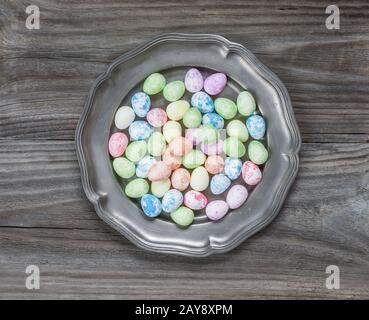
<box><xmin>128</xmin><ymin>120</ymin><xmax>153</xmax><ymax>141</ymax></box>
<box><xmin>210</xmin><ymin>173</ymin><xmax>231</xmax><ymax>195</ymax></box>
<box><xmin>141</xmin><ymin>194</ymin><xmax>162</xmax><ymax>217</ymax></box>
<box><xmin>136</xmin><ymin>155</ymin><xmax>156</xmax><ymax>178</ymax></box>
<box><xmin>202</xmin><ymin>112</ymin><xmax>224</xmax><ymax>129</ymax></box>
<box><xmin>131</xmin><ymin>92</ymin><xmax>151</xmax><ymax>117</ymax></box>
<box><xmin>224</xmin><ymin>157</ymin><xmax>242</xmax><ymax>180</ymax></box>
<box><xmin>246</xmin><ymin>114</ymin><xmax>266</xmax><ymax>140</ymax></box>
<box><xmin>191</xmin><ymin>91</ymin><xmax>214</xmax><ymax>113</ymax></box>
<box><xmin>162</xmin><ymin>189</ymin><xmax>183</xmax><ymax>213</ymax></box>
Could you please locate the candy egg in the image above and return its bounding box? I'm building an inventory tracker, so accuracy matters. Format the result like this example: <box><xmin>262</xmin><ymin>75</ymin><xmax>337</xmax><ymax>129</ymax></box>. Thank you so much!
<box><xmin>136</xmin><ymin>155</ymin><xmax>156</xmax><ymax>178</ymax></box>
<box><xmin>204</xmin><ymin>73</ymin><xmax>227</xmax><ymax>95</ymax></box>
<box><xmin>248</xmin><ymin>141</ymin><xmax>268</xmax><ymax>165</ymax></box>
<box><xmin>191</xmin><ymin>92</ymin><xmax>214</xmax><ymax>113</ymax></box>
<box><xmin>162</xmin><ymin>189</ymin><xmax>183</xmax><ymax>213</ymax></box>
<box><xmin>185</xmin><ymin>68</ymin><xmax>203</xmax><ymax>93</ymax></box>
<box><xmin>242</xmin><ymin>160</ymin><xmax>262</xmax><ymax>185</ymax></box>
<box><xmin>237</xmin><ymin>91</ymin><xmax>256</xmax><ymax>116</ymax></box>
<box><xmin>163</xmin><ymin>120</ymin><xmax>182</xmax><ymax>143</ymax></box>
<box><xmin>224</xmin><ymin>157</ymin><xmax>242</xmax><ymax>180</ymax></box>
<box><xmin>223</xmin><ymin>137</ymin><xmax>246</xmax><ymax>158</ymax></box>
<box><xmin>200</xmin><ymin>140</ymin><xmax>223</xmax><ymax>156</ymax></box>
<box><xmin>171</xmin><ymin>168</ymin><xmax>190</xmax><ymax>191</ymax></box>
<box><xmin>163</xmin><ymin>148</ymin><xmax>182</xmax><ymax>170</ymax></box>
<box><xmin>226</xmin><ymin>185</ymin><xmax>248</xmax><ymax>209</ymax></box>
<box><xmin>246</xmin><ymin>114</ymin><xmax>266</xmax><ymax>140</ymax></box>
<box><xmin>143</xmin><ymin>73</ymin><xmax>166</xmax><ymax>95</ymax></box>
<box><xmin>190</xmin><ymin>166</ymin><xmax>209</xmax><ymax>192</ymax></box>
<box><xmin>170</xmin><ymin>206</ymin><xmax>194</xmax><ymax>227</ymax></box>
<box><xmin>146</xmin><ymin>108</ymin><xmax>167</xmax><ymax>128</ymax></box>
<box><xmin>202</xmin><ymin>112</ymin><xmax>224</xmax><ymax>129</ymax></box>
<box><xmin>114</xmin><ymin>106</ymin><xmax>135</xmax><ymax>130</ymax></box>
<box><xmin>210</xmin><ymin>173</ymin><xmax>231</xmax><ymax>195</ymax></box>
<box><xmin>183</xmin><ymin>108</ymin><xmax>202</xmax><ymax>128</ymax></box>
<box><xmin>108</xmin><ymin>132</ymin><xmax>128</xmax><ymax>158</ymax></box>
<box><xmin>125</xmin><ymin>140</ymin><xmax>147</xmax><ymax>163</ymax></box>
<box><xmin>226</xmin><ymin>119</ymin><xmax>249</xmax><ymax>142</ymax></box>
<box><xmin>125</xmin><ymin>178</ymin><xmax>149</xmax><ymax>198</ymax></box>
<box><xmin>183</xmin><ymin>150</ymin><xmax>206</xmax><ymax>169</ymax></box>
<box><xmin>205</xmin><ymin>155</ymin><xmax>224</xmax><ymax>174</ymax></box>
<box><xmin>131</xmin><ymin>92</ymin><xmax>150</xmax><ymax>117</ymax></box>
<box><xmin>214</xmin><ymin>97</ymin><xmax>237</xmax><ymax>119</ymax></box>
<box><xmin>147</xmin><ymin>132</ymin><xmax>166</xmax><ymax>157</ymax></box>
<box><xmin>166</xmin><ymin>100</ymin><xmax>190</xmax><ymax>121</ymax></box>
<box><xmin>206</xmin><ymin>200</ymin><xmax>229</xmax><ymax>221</ymax></box>
<box><xmin>148</xmin><ymin>161</ymin><xmax>172</xmax><ymax>181</ymax></box>
<box><xmin>141</xmin><ymin>194</ymin><xmax>162</xmax><ymax>217</ymax></box>
<box><xmin>128</xmin><ymin>121</ymin><xmax>153</xmax><ymax>141</ymax></box>
<box><xmin>163</xmin><ymin>80</ymin><xmax>185</xmax><ymax>102</ymax></box>
<box><xmin>112</xmin><ymin>157</ymin><xmax>135</xmax><ymax>179</ymax></box>
<box><xmin>198</xmin><ymin>124</ymin><xmax>219</xmax><ymax>144</ymax></box>
<box><xmin>185</xmin><ymin>128</ymin><xmax>201</xmax><ymax>145</ymax></box>
<box><xmin>168</xmin><ymin>136</ymin><xmax>193</xmax><ymax>157</ymax></box>
<box><xmin>184</xmin><ymin>190</ymin><xmax>207</xmax><ymax>210</ymax></box>
<box><xmin>151</xmin><ymin>179</ymin><xmax>171</xmax><ymax>198</ymax></box>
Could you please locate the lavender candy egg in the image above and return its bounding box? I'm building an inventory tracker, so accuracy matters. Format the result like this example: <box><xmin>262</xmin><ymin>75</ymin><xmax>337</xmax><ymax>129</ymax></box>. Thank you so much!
<box><xmin>224</xmin><ymin>157</ymin><xmax>242</xmax><ymax>180</ymax></box>
<box><xmin>128</xmin><ymin>120</ymin><xmax>153</xmax><ymax>141</ymax></box>
<box><xmin>226</xmin><ymin>185</ymin><xmax>248</xmax><ymax>209</ymax></box>
<box><xmin>162</xmin><ymin>189</ymin><xmax>183</xmax><ymax>213</ymax></box>
<box><xmin>191</xmin><ymin>91</ymin><xmax>214</xmax><ymax>113</ymax></box>
<box><xmin>202</xmin><ymin>112</ymin><xmax>224</xmax><ymax>129</ymax></box>
<box><xmin>136</xmin><ymin>155</ymin><xmax>156</xmax><ymax>178</ymax></box>
<box><xmin>246</xmin><ymin>114</ymin><xmax>266</xmax><ymax>140</ymax></box>
<box><xmin>131</xmin><ymin>92</ymin><xmax>151</xmax><ymax>117</ymax></box>
<box><xmin>141</xmin><ymin>194</ymin><xmax>162</xmax><ymax>218</ymax></box>
<box><xmin>210</xmin><ymin>173</ymin><xmax>231</xmax><ymax>195</ymax></box>
<box><xmin>204</xmin><ymin>73</ymin><xmax>227</xmax><ymax>96</ymax></box>
<box><xmin>206</xmin><ymin>200</ymin><xmax>229</xmax><ymax>221</ymax></box>
<box><xmin>185</xmin><ymin>68</ymin><xmax>203</xmax><ymax>93</ymax></box>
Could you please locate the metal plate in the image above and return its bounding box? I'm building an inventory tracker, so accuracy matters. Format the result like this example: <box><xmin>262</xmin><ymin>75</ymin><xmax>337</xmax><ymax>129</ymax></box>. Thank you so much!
<box><xmin>75</xmin><ymin>33</ymin><xmax>301</xmax><ymax>257</ymax></box>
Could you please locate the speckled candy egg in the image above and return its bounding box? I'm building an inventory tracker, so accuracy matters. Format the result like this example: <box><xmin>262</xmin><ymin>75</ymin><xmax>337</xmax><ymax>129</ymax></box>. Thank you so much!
<box><xmin>128</xmin><ymin>121</ymin><xmax>153</xmax><ymax>141</ymax></box>
<box><xmin>191</xmin><ymin>92</ymin><xmax>214</xmax><ymax>113</ymax></box>
<box><xmin>210</xmin><ymin>173</ymin><xmax>231</xmax><ymax>195</ymax></box>
<box><xmin>205</xmin><ymin>155</ymin><xmax>224</xmax><ymax>174</ymax></box>
<box><xmin>214</xmin><ymin>97</ymin><xmax>237</xmax><ymax>119</ymax></box>
<box><xmin>242</xmin><ymin>161</ymin><xmax>262</xmax><ymax>185</ymax></box>
<box><xmin>171</xmin><ymin>168</ymin><xmax>190</xmax><ymax>191</ymax></box>
<box><xmin>125</xmin><ymin>178</ymin><xmax>149</xmax><ymax>198</ymax></box>
<box><xmin>200</xmin><ymin>140</ymin><xmax>223</xmax><ymax>156</ymax></box>
<box><xmin>143</xmin><ymin>73</ymin><xmax>166</xmax><ymax>95</ymax></box>
<box><xmin>168</xmin><ymin>136</ymin><xmax>193</xmax><ymax>156</ymax></box>
<box><xmin>166</xmin><ymin>100</ymin><xmax>190</xmax><ymax>121</ymax></box>
<box><xmin>141</xmin><ymin>194</ymin><xmax>162</xmax><ymax>217</ymax></box>
<box><xmin>112</xmin><ymin>157</ymin><xmax>135</xmax><ymax>179</ymax></box>
<box><xmin>226</xmin><ymin>119</ymin><xmax>249</xmax><ymax>142</ymax></box>
<box><xmin>190</xmin><ymin>166</ymin><xmax>209</xmax><ymax>192</ymax></box>
<box><xmin>202</xmin><ymin>112</ymin><xmax>224</xmax><ymax>129</ymax></box>
<box><xmin>151</xmin><ymin>179</ymin><xmax>171</xmax><ymax>198</ymax></box>
<box><xmin>184</xmin><ymin>190</ymin><xmax>207</xmax><ymax>210</ymax></box>
<box><xmin>246</xmin><ymin>114</ymin><xmax>266</xmax><ymax>140</ymax></box>
<box><xmin>198</xmin><ymin>124</ymin><xmax>219</xmax><ymax>144</ymax></box>
<box><xmin>170</xmin><ymin>206</ymin><xmax>194</xmax><ymax>227</ymax></box>
<box><xmin>185</xmin><ymin>128</ymin><xmax>201</xmax><ymax>145</ymax></box>
<box><xmin>108</xmin><ymin>132</ymin><xmax>128</xmax><ymax>158</ymax></box>
<box><xmin>125</xmin><ymin>140</ymin><xmax>147</xmax><ymax>163</ymax></box>
<box><xmin>224</xmin><ymin>157</ymin><xmax>242</xmax><ymax>180</ymax></box>
<box><xmin>183</xmin><ymin>108</ymin><xmax>202</xmax><ymax>129</ymax></box>
<box><xmin>204</xmin><ymin>73</ymin><xmax>227</xmax><ymax>96</ymax></box>
<box><xmin>114</xmin><ymin>106</ymin><xmax>135</xmax><ymax>130</ymax></box>
<box><xmin>162</xmin><ymin>189</ymin><xmax>183</xmax><ymax>213</ymax></box>
<box><xmin>248</xmin><ymin>141</ymin><xmax>268</xmax><ymax>165</ymax></box>
<box><xmin>136</xmin><ymin>155</ymin><xmax>156</xmax><ymax>178</ymax></box>
<box><xmin>226</xmin><ymin>185</ymin><xmax>248</xmax><ymax>209</ymax></box>
<box><xmin>131</xmin><ymin>92</ymin><xmax>150</xmax><ymax>117</ymax></box>
<box><xmin>148</xmin><ymin>161</ymin><xmax>172</xmax><ymax>181</ymax></box>
<box><xmin>206</xmin><ymin>200</ymin><xmax>229</xmax><ymax>221</ymax></box>
<box><xmin>147</xmin><ymin>108</ymin><xmax>167</xmax><ymax>128</ymax></box>
<box><xmin>237</xmin><ymin>91</ymin><xmax>256</xmax><ymax>116</ymax></box>
<box><xmin>163</xmin><ymin>121</ymin><xmax>182</xmax><ymax>143</ymax></box>
<box><xmin>183</xmin><ymin>150</ymin><xmax>206</xmax><ymax>169</ymax></box>
<box><xmin>223</xmin><ymin>137</ymin><xmax>246</xmax><ymax>158</ymax></box>
<box><xmin>163</xmin><ymin>148</ymin><xmax>182</xmax><ymax>170</ymax></box>
<box><xmin>147</xmin><ymin>132</ymin><xmax>166</xmax><ymax>157</ymax></box>
<box><xmin>185</xmin><ymin>68</ymin><xmax>203</xmax><ymax>93</ymax></box>
<box><xmin>163</xmin><ymin>80</ymin><xmax>185</xmax><ymax>102</ymax></box>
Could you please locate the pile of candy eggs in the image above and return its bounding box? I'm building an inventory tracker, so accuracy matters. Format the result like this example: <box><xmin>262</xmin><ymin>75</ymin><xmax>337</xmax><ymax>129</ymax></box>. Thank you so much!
<box><xmin>109</xmin><ymin>68</ymin><xmax>268</xmax><ymax>228</ymax></box>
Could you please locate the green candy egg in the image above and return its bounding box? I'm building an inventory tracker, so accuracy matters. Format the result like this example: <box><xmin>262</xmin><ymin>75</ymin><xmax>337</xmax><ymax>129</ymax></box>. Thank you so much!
<box><xmin>113</xmin><ymin>157</ymin><xmax>135</xmax><ymax>179</ymax></box>
<box><xmin>163</xmin><ymin>80</ymin><xmax>185</xmax><ymax>102</ymax></box>
<box><xmin>151</xmin><ymin>179</ymin><xmax>171</xmax><ymax>198</ymax></box>
<box><xmin>125</xmin><ymin>178</ymin><xmax>149</xmax><ymax>198</ymax></box>
<box><xmin>147</xmin><ymin>131</ymin><xmax>166</xmax><ymax>156</ymax></box>
<box><xmin>183</xmin><ymin>108</ymin><xmax>202</xmax><ymax>128</ymax></box>
<box><xmin>125</xmin><ymin>140</ymin><xmax>147</xmax><ymax>163</ymax></box>
<box><xmin>214</xmin><ymin>97</ymin><xmax>237</xmax><ymax>120</ymax></box>
<box><xmin>226</xmin><ymin>120</ymin><xmax>249</xmax><ymax>142</ymax></box>
<box><xmin>182</xmin><ymin>149</ymin><xmax>206</xmax><ymax>169</ymax></box>
<box><xmin>237</xmin><ymin>91</ymin><xmax>256</xmax><ymax>116</ymax></box>
<box><xmin>199</xmin><ymin>124</ymin><xmax>219</xmax><ymax>144</ymax></box>
<box><xmin>223</xmin><ymin>137</ymin><xmax>246</xmax><ymax>158</ymax></box>
<box><xmin>143</xmin><ymin>73</ymin><xmax>166</xmax><ymax>95</ymax></box>
<box><xmin>248</xmin><ymin>141</ymin><xmax>268</xmax><ymax>165</ymax></box>
<box><xmin>170</xmin><ymin>206</ymin><xmax>194</xmax><ymax>227</ymax></box>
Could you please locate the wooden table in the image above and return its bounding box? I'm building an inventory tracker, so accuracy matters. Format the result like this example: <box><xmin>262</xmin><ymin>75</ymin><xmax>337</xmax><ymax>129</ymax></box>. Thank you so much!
<box><xmin>1</xmin><ymin>0</ymin><xmax>368</xmax><ymax>299</ymax></box>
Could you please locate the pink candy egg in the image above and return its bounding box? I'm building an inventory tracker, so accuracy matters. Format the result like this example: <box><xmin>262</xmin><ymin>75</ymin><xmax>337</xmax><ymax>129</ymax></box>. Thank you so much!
<box><xmin>147</xmin><ymin>108</ymin><xmax>167</xmax><ymax>127</ymax></box>
<box><xmin>163</xmin><ymin>148</ymin><xmax>182</xmax><ymax>170</ymax></box>
<box><xmin>242</xmin><ymin>161</ymin><xmax>262</xmax><ymax>186</ymax></box>
<box><xmin>169</xmin><ymin>136</ymin><xmax>193</xmax><ymax>156</ymax></box>
<box><xmin>205</xmin><ymin>155</ymin><xmax>224</xmax><ymax>174</ymax></box>
<box><xmin>226</xmin><ymin>185</ymin><xmax>248</xmax><ymax>209</ymax></box>
<box><xmin>206</xmin><ymin>200</ymin><xmax>229</xmax><ymax>221</ymax></box>
<box><xmin>185</xmin><ymin>128</ymin><xmax>201</xmax><ymax>146</ymax></box>
<box><xmin>171</xmin><ymin>168</ymin><xmax>190</xmax><ymax>191</ymax></box>
<box><xmin>184</xmin><ymin>190</ymin><xmax>208</xmax><ymax>210</ymax></box>
<box><xmin>200</xmin><ymin>140</ymin><xmax>223</xmax><ymax>156</ymax></box>
<box><xmin>108</xmin><ymin>132</ymin><xmax>128</xmax><ymax>158</ymax></box>
<box><xmin>148</xmin><ymin>161</ymin><xmax>172</xmax><ymax>181</ymax></box>
<box><xmin>204</xmin><ymin>73</ymin><xmax>227</xmax><ymax>96</ymax></box>
<box><xmin>184</xmin><ymin>68</ymin><xmax>203</xmax><ymax>93</ymax></box>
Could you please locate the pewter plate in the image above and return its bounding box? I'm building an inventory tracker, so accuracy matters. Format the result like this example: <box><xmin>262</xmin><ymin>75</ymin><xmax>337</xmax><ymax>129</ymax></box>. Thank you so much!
<box><xmin>75</xmin><ymin>33</ymin><xmax>301</xmax><ymax>257</ymax></box>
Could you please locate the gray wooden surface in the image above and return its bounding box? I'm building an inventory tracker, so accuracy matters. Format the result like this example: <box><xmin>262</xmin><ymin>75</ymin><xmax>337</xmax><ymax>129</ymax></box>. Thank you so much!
<box><xmin>0</xmin><ymin>0</ymin><xmax>368</xmax><ymax>299</ymax></box>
